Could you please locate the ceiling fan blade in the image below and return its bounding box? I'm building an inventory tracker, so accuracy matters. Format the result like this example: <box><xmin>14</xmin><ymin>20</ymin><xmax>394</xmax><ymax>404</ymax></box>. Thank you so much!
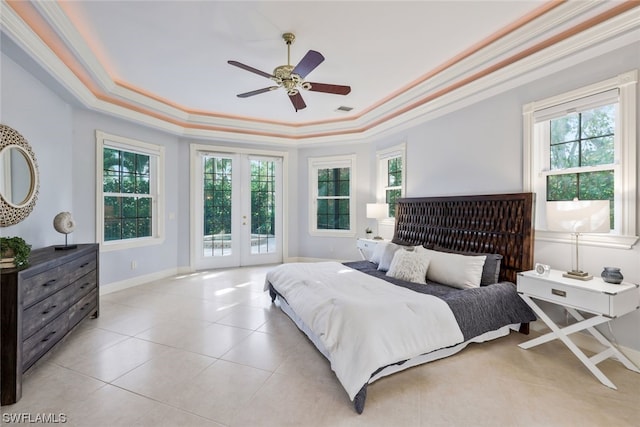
<box><xmin>228</xmin><ymin>60</ymin><xmax>274</xmax><ymax>79</ymax></box>
<box><xmin>292</xmin><ymin>50</ymin><xmax>324</xmax><ymax>78</ymax></box>
<box><xmin>305</xmin><ymin>82</ymin><xmax>351</xmax><ymax>95</ymax></box>
<box><xmin>288</xmin><ymin>92</ymin><xmax>307</xmax><ymax>112</ymax></box>
<box><xmin>237</xmin><ymin>87</ymin><xmax>279</xmax><ymax>98</ymax></box>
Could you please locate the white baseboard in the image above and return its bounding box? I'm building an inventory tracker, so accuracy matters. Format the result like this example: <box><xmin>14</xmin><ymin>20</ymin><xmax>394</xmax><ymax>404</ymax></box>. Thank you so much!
<box><xmin>529</xmin><ymin>321</ymin><xmax>640</xmax><ymax>368</ymax></box>
<box><xmin>99</xmin><ymin>267</ymin><xmax>185</xmax><ymax>295</ymax></box>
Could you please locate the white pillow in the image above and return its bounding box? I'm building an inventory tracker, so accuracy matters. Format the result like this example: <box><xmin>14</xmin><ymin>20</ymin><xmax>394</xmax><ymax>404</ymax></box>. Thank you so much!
<box><xmin>422</xmin><ymin>249</ymin><xmax>486</xmax><ymax>289</ymax></box>
<box><xmin>370</xmin><ymin>241</ymin><xmax>388</xmax><ymax>264</ymax></box>
<box><xmin>377</xmin><ymin>242</ymin><xmax>402</xmax><ymax>272</ymax></box>
<box><xmin>386</xmin><ymin>250</ymin><xmax>430</xmax><ymax>284</ymax></box>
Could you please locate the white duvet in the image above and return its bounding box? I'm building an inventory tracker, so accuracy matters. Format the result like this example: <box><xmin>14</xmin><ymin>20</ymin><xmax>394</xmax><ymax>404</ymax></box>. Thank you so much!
<box><xmin>265</xmin><ymin>262</ymin><xmax>464</xmax><ymax>400</ymax></box>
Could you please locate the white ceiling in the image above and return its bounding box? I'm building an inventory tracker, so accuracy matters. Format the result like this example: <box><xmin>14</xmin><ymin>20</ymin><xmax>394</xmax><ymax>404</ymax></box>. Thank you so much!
<box><xmin>2</xmin><ymin>1</ymin><xmax>636</xmax><ymax>143</ymax></box>
<box><xmin>60</xmin><ymin>0</ymin><xmax>544</xmax><ymax>123</ymax></box>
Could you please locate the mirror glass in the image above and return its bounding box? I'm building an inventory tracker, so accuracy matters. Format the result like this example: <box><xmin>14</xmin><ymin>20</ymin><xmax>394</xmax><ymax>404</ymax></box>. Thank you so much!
<box><xmin>0</xmin><ymin>124</ymin><xmax>39</xmax><ymax>227</ymax></box>
<box><xmin>0</xmin><ymin>146</ymin><xmax>34</xmax><ymax>207</ymax></box>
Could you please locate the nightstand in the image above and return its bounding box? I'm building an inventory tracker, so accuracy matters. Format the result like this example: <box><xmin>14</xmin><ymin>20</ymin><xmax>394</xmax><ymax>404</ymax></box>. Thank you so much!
<box><xmin>517</xmin><ymin>269</ymin><xmax>640</xmax><ymax>389</ymax></box>
<box><xmin>356</xmin><ymin>238</ymin><xmax>385</xmax><ymax>260</ymax></box>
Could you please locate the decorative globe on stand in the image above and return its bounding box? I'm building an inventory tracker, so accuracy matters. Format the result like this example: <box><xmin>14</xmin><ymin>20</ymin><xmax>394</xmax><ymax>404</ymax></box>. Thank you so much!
<box><xmin>53</xmin><ymin>212</ymin><xmax>78</xmax><ymax>250</ymax></box>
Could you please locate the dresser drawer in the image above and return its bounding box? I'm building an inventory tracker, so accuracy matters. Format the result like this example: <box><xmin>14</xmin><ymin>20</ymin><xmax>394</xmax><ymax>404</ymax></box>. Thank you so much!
<box><xmin>69</xmin><ymin>269</ymin><xmax>97</xmax><ymax>304</ymax></box>
<box><xmin>64</xmin><ymin>252</ymin><xmax>97</xmax><ymax>286</ymax></box>
<box><xmin>22</xmin><ymin>312</ymin><xmax>69</xmax><ymax>370</ymax></box>
<box><xmin>22</xmin><ymin>285</ymin><xmax>73</xmax><ymax>340</ymax></box>
<box><xmin>21</xmin><ymin>269</ymin><xmax>71</xmax><ymax>309</ymax></box>
<box><xmin>68</xmin><ymin>289</ymin><xmax>98</xmax><ymax>329</ymax></box>
<box><xmin>21</xmin><ymin>252</ymin><xmax>96</xmax><ymax>308</ymax></box>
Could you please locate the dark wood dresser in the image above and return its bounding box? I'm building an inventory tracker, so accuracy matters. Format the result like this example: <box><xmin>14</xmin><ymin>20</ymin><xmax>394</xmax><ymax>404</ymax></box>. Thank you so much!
<box><xmin>1</xmin><ymin>244</ymin><xmax>99</xmax><ymax>405</ymax></box>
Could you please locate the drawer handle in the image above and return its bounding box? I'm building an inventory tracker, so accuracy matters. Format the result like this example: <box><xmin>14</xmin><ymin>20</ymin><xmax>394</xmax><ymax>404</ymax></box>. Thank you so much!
<box><xmin>42</xmin><ymin>279</ymin><xmax>57</xmax><ymax>287</ymax></box>
<box><xmin>79</xmin><ymin>262</ymin><xmax>90</xmax><ymax>268</ymax></box>
<box><xmin>79</xmin><ymin>302</ymin><xmax>91</xmax><ymax>311</ymax></box>
<box><xmin>41</xmin><ymin>305</ymin><xmax>58</xmax><ymax>315</ymax></box>
<box><xmin>551</xmin><ymin>289</ymin><xmax>566</xmax><ymax>297</ymax></box>
<box><xmin>79</xmin><ymin>282</ymin><xmax>90</xmax><ymax>289</ymax></box>
<box><xmin>41</xmin><ymin>331</ymin><xmax>56</xmax><ymax>343</ymax></box>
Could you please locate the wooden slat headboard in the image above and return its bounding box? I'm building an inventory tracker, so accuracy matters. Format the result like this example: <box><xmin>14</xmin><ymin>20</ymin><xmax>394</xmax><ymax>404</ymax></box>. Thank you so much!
<box><xmin>392</xmin><ymin>193</ymin><xmax>535</xmax><ymax>284</ymax></box>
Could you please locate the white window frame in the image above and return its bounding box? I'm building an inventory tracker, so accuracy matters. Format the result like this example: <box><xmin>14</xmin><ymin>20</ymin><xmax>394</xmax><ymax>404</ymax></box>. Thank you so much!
<box><xmin>523</xmin><ymin>70</ymin><xmax>637</xmax><ymax>249</ymax></box>
<box><xmin>309</xmin><ymin>154</ymin><xmax>356</xmax><ymax>237</ymax></box>
<box><xmin>377</xmin><ymin>143</ymin><xmax>406</xmax><ymax>225</ymax></box>
<box><xmin>96</xmin><ymin>130</ymin><xmax>165</xmax><ymax>251</ymax></box>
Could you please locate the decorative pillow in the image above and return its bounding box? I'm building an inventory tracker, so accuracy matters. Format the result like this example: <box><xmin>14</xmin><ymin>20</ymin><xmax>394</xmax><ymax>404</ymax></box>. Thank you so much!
<box><xmin>386</xmin><ymin>250</ymin><xmax>430</xmax><ymax>284</ymax></box>
<box><xmin>434</xmin><ymin>246</ymin><xmax>503</xmax><ymax>285</ymax></box>
<box><xmin>422</xmin><ymin>249</ymin><xmax>486</xmax><ymax>289</ymax></box>
<box><xmin>377</xmin><ymin>242</ymin><xmax>402</xmax><ymax>272</ymax></box>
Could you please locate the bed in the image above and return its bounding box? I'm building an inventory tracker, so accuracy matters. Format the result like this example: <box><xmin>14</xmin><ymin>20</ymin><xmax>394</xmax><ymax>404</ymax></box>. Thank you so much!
<box><xmin>265</xmin><ymin>192</ymin><xmax>537</xmax><ymax>413</ymax></box>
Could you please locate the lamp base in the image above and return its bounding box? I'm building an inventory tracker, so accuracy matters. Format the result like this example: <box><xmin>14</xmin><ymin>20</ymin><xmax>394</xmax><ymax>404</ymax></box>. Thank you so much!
<box><xmin>563</xmin><ymin>270</ymin><xmax>593</xmax><ymax>281</ymax></box>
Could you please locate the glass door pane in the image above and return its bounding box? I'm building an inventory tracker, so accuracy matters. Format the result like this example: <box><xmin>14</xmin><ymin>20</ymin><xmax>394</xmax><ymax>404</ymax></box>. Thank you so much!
<box><xmin>202</xmin><ymin>155</ymin><xmax>234</xmax><ymax>258</ymax></box>
<box><xmin>250</xmin><ymin>159</ymin><xmax>276</xmax><ymax>255</ymax></box>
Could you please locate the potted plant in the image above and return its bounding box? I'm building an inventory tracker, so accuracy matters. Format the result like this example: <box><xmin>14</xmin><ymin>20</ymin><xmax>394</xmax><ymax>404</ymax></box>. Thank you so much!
<box><xmin>0</xmin><ymin>237</ymin><xmax>31</xmax><ymax>269</ymax></box>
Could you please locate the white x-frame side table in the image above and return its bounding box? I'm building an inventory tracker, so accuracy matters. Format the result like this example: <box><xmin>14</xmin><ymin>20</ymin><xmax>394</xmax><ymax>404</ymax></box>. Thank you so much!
<box><xmin>517</xmin><ymin>269</ymin><xmax>640</xmax><ymax>389</ymax></box>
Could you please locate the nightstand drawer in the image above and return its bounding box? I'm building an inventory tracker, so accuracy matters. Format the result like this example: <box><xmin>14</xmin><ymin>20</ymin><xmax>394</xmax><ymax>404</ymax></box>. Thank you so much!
<box><xmin>518</xmin><ymin>277</ymin><xmax>610</xmax><ymax>314</ymax></box>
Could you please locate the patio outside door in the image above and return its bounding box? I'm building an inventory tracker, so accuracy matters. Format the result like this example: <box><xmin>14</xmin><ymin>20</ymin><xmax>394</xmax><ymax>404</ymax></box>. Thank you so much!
<box><xmin>193</xmin><ymin>151</ymin><xmax>282</xmax><ymax>270</ymax></box>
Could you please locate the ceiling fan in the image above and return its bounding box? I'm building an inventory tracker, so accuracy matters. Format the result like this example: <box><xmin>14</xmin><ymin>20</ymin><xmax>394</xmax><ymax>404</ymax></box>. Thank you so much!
<box><xmin>228</xmin><ymin>32</ymin><xmax>351</xmax><ymax>112</ymax></box>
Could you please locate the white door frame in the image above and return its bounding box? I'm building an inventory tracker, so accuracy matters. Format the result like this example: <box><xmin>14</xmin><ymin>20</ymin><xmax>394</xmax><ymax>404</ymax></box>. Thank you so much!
<box><xmin>190</xmin><ymin>144</ymin><xmax>289</xmax><ymax>271</ymax></box>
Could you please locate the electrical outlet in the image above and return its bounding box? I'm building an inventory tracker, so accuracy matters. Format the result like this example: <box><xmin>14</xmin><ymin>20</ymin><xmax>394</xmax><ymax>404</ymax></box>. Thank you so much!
<box><xmin>131</xmin><ymin>260</ymin><xmax>137</xmax><ymax>270</ymax></box>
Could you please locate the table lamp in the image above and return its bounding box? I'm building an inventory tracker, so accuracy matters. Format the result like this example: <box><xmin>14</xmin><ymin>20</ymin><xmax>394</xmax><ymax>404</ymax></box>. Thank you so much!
<box><xmin>366</xmin><ymin>203</ymin><xmax>389</xmax><ymax>240</ymax></box>
<box><xmin>546</xmin><ymin>199</ymin><xmax>610</xmax><ymax>280</ymax></box>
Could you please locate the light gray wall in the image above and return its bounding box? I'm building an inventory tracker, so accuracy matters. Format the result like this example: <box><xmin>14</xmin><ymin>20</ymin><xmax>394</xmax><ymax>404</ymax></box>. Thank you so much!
<box><xmin>1</xmin><ymin>53</ymin><xmax>74</xmax><ymax>248</ymax></box>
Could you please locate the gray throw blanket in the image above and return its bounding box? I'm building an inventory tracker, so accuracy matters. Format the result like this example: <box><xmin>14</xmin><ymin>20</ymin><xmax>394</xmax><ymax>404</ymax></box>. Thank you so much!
<box><xmin>343</xmin><ymin>261</ymin><xmax>537</xmax><ymax>341</ymax></box>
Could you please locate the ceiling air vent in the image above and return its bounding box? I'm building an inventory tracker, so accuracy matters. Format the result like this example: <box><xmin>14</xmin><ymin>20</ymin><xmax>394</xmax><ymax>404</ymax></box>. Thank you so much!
<box><xmin>336</xmin><ymin>106</ymin><xmax>353</xmax><ymax>112</ymax></box>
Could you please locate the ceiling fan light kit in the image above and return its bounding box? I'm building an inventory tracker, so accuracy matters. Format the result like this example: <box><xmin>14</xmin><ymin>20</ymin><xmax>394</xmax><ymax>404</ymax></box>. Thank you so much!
<box><xmin>228</xmin><ymin>33</ymin><xmax>351</xmax><ymax>112</ymax></box>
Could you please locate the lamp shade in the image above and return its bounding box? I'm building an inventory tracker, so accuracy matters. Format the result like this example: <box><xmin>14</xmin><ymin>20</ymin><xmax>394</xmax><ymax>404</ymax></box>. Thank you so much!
<box><xmin>546</xmin><ymin>200</ymin><xmax>610</xmax><ymax>233</ymax></box>
<box><xmin>366</xmin><ymin>203</ymin><xmax>389</xmax><ymax>220</ymax></box>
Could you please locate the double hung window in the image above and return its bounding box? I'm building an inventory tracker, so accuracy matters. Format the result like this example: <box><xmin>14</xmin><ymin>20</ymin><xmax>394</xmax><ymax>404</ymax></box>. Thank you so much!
<box><xmin>523</xmin><ymin>71</ymin><xmax>637</xmax><ymax>247</ymax></box>
<box><xmin>309</xmin><ymin>155</ymin><xmax>356</xmax><ymax>236</ymax></box>
<box><xmin>96</xmin><ymin>131</ymin><xmax>164</xmax><ymax>249</ymax></box>
<box><xmin>377</xmin><ymin>144</ymin><xmax>406</xmax><ymax>218</ymax></box>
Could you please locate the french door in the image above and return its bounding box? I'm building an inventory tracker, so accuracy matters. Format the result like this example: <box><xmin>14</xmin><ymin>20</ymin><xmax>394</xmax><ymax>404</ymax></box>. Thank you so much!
<box><xmin>193</xmin><ymin>150</ymin><xmax>283</xmax><ymax>270</ymax></box>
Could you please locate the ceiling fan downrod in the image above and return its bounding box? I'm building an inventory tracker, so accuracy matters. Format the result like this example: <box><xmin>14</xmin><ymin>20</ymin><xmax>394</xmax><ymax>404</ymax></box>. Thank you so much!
<box><xmin>283</xmin><ymin>32</ymin><xmax>295</xmax><ymax>66</ymax></box>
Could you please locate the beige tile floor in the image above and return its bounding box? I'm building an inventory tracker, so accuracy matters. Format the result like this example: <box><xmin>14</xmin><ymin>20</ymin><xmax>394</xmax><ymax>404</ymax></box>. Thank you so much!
<box><xmin>2</xmin><ymin>265</ymin><xmax>639</xmax><ymax>426</ymax></box>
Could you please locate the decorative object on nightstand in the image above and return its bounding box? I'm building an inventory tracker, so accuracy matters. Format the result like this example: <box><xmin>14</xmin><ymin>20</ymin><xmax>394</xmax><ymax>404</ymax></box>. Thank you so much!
<box><xmin>601</xmin><ymin>267</ymin><xmax>623</xmax><ymax>284</ymax></box>
<box><xmin>517</xmin><ymin>269</ymin><xmax>640</xmax><ymax>390</ymax></box>
<box><xmin>53</xmin><ymin>211</ymin><xmax>78</xmax><ymax>250</ymax></box>
<box><xmin>546</xmin><ymin>199</ymin><xmax>610</xmax><ymax>280</ymax></box>
<box><xmin>366</xmin><ymin>203</ymin><xmax>389</xmax><ymax>240</ymax></box>
<box><xmin>534</xmin><ymin>262</ymin><xmax>550</xmax><ymax>276</ymax></box>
